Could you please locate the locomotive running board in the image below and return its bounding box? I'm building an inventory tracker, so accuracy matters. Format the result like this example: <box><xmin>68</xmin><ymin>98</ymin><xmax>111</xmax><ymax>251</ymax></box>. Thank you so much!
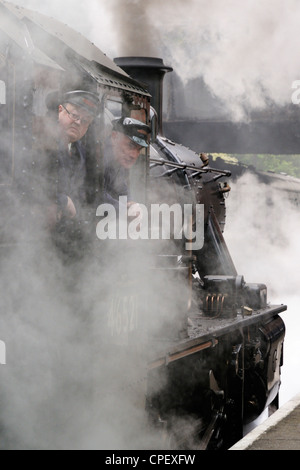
<box><xmin>148</xmin><ymin>304</ymin><xmax>287</xmax><ymax>370</ymax></box>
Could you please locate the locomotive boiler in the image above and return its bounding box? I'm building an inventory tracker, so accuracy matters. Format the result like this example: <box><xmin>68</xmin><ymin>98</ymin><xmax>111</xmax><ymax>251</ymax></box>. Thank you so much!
<box><xmin>0</xmin><ymin>1</ymin><xmax>286</xmax><ymax>450</ymax></box>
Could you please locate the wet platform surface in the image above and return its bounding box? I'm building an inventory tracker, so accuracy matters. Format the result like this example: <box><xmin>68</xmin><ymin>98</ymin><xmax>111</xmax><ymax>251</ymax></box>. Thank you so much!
<box><xmin>229</xmin><ymin>393</ymin><xmax>300</xmax><ymax>450</ymax></box>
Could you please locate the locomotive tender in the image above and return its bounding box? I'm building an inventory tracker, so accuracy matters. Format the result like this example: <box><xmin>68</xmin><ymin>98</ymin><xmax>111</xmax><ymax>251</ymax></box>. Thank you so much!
<box><xmin>0</xmin><ymin>1</ymin><xmax>286</xmax><ymax>450</ymax></box>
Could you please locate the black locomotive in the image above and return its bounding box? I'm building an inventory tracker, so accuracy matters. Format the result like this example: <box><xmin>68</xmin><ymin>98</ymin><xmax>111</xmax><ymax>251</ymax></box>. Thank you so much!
<box><xmin>0</xmin><ymin>1</ymin><xmax>286</xmax><ymax>450</ymax></box>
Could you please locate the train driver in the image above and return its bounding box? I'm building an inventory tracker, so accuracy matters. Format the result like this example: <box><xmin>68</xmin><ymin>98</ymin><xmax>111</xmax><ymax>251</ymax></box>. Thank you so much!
<box><xmin>102</xmin><ymin>116</ymin><xmax>151</xmax><ymax>212</ymax></box>
<box><xmin>45</xmin><ymin>89</ymin><xmax>99</xmax><ymax>223</ymax></box>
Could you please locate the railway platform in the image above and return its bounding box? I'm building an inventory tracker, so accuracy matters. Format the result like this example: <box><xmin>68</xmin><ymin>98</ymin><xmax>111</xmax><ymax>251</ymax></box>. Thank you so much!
<box><xmin>229</xmin><ymin>393</ymin><xmax>300</xmax><ymax>450</ymax></box>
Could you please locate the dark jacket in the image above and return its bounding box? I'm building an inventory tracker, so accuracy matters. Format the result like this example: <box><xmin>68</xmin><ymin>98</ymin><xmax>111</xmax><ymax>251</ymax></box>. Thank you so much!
<box><xmin>101</xmin><ymin>139</ymin><xmax>130</xmax><ymax>211</ymax></box>
<box><xmin>55</xmin><ymin>140</ymin><xmax>87</xmax><ymax>214</ymax></box>
<box><xmin>48</xmin><ymin>139</ymin><xmax>93</xmax><ymax>261</ymax></box>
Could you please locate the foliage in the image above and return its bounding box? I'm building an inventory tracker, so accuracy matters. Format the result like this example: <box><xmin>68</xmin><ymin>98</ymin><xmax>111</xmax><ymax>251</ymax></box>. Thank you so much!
<box><xmin>212</xmin><ymin>153</ymin><xmax>300</xmax><ymax>178</ymax></box>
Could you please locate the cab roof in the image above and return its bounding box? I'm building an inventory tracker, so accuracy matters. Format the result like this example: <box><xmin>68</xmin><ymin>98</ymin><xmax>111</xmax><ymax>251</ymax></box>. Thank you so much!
<box><xmin>0</xmin><ymin>0</ymin><xmax>150</xmax><ymax>95</ymax></box>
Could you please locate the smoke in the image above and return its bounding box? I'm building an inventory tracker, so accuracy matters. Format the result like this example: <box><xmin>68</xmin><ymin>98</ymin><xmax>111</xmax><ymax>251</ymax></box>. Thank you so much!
<box><xmin>0</xmin><ymin>199</ymin><xmax>189</xmax><ymax>448</ymax></box>
<box><xmin>109</xmin><ymin>0</ymin><xmax>300</xmax><ymax>120</ymax></box>
<box><xmin>1</xmin><ymin>0</ymin><xmax>299</xmax><ymax>449</ymax></box>
<box><xmin>224</xmin><ymin>172</ymin><xmax>300</xmax><ymax>406</ymax></box>
<box><xmin>10</xmin><ymin>0</ymin><xmax>300</xmax><ymax>120</ymax></box>
<box><xmin>0</xmin><ymin>1</ymin><xmax>192</xmax><ymax>450</ymax></box>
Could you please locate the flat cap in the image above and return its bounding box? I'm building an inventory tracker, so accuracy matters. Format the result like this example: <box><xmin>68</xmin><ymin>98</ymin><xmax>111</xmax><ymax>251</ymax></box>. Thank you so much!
<box><xmin>46</xmin><ymin>89</ymin><xmax>100</xmax><ymax>117</ymax></box>
<box><xmin>112</xmin><ymin>117</ymin><xmax>151</xmax><ymax>147</ymax></box>
<box><xmin>62</xmin><ymin>90</ymin><xmax>100</xmax><ymax>117</ymax></box>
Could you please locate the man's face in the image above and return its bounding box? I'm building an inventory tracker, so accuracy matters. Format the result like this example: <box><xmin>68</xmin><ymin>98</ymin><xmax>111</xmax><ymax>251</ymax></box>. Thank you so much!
<box><xmin>58</xmin><ymin>103</ymin><xmax>93</xmax><ymax>143</ymax></box>
<box><xmin>111</xmin><ymin>131</ymin><xmax>144</xmax><ymax>169</ymax></box>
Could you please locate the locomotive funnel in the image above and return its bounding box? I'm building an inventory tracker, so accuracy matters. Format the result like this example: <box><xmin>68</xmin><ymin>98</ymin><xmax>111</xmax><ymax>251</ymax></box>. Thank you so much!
<box><xmin>114</xmin><ymin>57</ymin><xmax>172</xmax><ymax>135</ymax></box>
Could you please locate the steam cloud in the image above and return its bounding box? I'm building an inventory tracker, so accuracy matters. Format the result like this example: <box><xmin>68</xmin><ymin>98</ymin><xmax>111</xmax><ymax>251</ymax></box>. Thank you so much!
<box><xmin>1</xmin><ymin>0</ymin><xmax>299</xmax><ymax>449</ymax></box>
<box><xmin>0</xmin><ymin>191</ymin><xmax>189</xmax><ymax>448</ymax></box>
<box><xmin>10</xmin><ymin>0</ymin><xmax>300</xmax><ymax>120</ymax></box>
<box><xmin>224</xmin><ymin>172</ymin><xmax>300</xmax><ymax>406</ymax></box>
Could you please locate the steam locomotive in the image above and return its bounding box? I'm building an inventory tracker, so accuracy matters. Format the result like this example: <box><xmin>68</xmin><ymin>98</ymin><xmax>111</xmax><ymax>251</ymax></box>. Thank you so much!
<box><xmin>0</xmin><ymin>1</ymin><xmax>286</xmax><ymax>450</ymax></box>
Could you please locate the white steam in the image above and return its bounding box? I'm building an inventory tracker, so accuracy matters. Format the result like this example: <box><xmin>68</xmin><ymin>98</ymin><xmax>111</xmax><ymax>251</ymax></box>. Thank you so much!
<box><xmin>0</xmin><ymin>217</ymin><xmax>187</xmax><ymax>449</ymax></box>
<box><xmin>1</xmin><ymin>0</ymin><xmax>299</xmax><ymax>449</ymax></box>
<box><xmin>224</xmin><ymin>172</ymin><xmax>300</xmax><ymax>406</ymax></box>
<box><xmin>10</xmin><ymin>0</ymin><xmax>300</xmax><ymax>120</ymax></box>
